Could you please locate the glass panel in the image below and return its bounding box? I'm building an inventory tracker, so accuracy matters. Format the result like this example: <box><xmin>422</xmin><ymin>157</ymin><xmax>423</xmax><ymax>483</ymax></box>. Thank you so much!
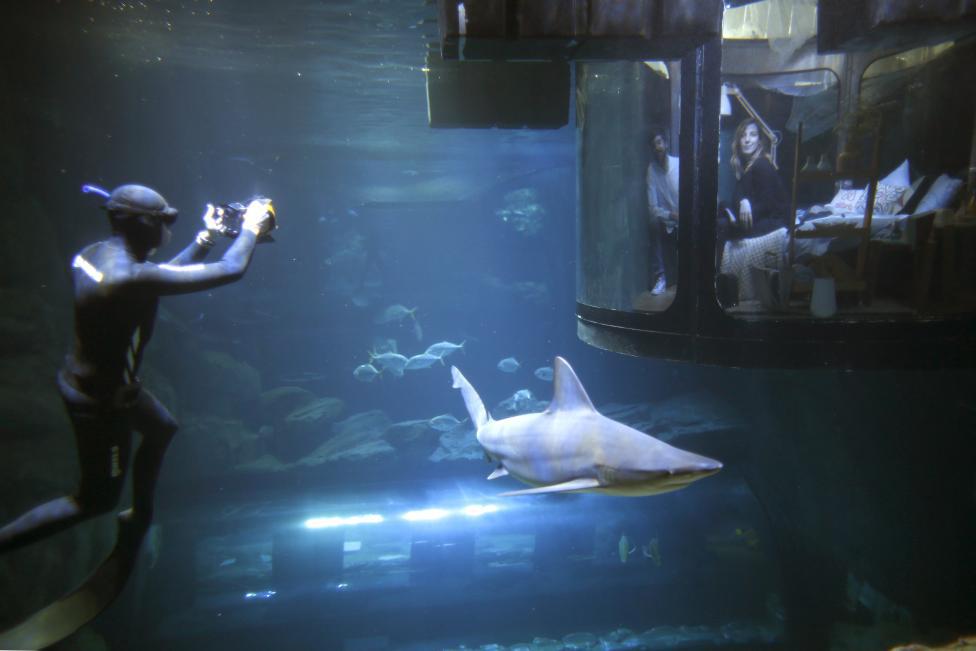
<box><xmin>577</xmin><ymin>60</ymin><xmax>681</xmax><ymax>313</ymax></box>
<box><xmin>718</xmin><ymin>22</ymin><xmax>976</xmax><ymax>321</ymax></box>
<box><xmin>722</xmin><ymin>0</ymin><xmax>817</xmax><ymax>44</ymax></box>
<box><xmin>716</xmin><ymin>70</ymin><xmax>840</xmax><ymax>316</ymax></box>
<box><xmin>855</xmin><ymin>41</ymin><xmax>976</xmax><ymax>316</ymax></box>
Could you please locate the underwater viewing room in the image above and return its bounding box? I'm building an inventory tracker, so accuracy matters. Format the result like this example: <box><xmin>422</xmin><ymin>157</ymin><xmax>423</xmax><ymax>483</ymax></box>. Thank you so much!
<box><xmin>1</xmin><ymin>1</ymin><xmax>975</xmax><ymax>651</ymax></box>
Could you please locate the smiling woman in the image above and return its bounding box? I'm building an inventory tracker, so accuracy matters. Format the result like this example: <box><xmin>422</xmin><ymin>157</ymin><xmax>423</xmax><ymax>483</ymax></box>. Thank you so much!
<box><xmin>726</xmin><ymin>117</ymin><xmax>789</xmax><ymax>237</ymax></box>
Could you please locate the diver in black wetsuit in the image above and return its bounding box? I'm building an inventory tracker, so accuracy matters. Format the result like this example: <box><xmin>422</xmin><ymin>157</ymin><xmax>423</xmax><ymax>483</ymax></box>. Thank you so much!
<box><xmin>0</xmin><ymin>184</ymin><xmax>275</xmax><ymax>554</ymax></box>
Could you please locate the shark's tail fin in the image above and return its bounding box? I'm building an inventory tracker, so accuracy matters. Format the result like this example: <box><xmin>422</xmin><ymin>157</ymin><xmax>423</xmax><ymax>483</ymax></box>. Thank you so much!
<box><xmin>451</xmin><ymin>366</ymin><xmax>489</xmax><ymax>430</ymax></box>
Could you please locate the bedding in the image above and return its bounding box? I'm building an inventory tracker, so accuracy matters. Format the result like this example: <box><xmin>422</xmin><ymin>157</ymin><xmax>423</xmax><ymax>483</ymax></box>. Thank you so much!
<box><xmin>793</xmin><ymin>211</ymin><xmax>909</xmax><ymax>258</ymax></box>
<box><xmin>915</xmin><ymin>174</ymin><xmax>963</xmax><ymax>213</ymax></box>
<box><xmin>794</xmin><ymin>160</ymin><xmax>962</xmax><ymax>259</ymax></box>
<box><xmin>721</xmin><ymin>158</ymin><xmax>962</xmax><ymax>302</ymax></box>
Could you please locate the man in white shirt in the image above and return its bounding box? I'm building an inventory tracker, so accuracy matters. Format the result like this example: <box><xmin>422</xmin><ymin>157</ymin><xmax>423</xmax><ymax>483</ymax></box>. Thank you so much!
<box><xmin>646</xmin><ymin>129</ymin><xmax>679</xmax><ymax>295</ymax></box>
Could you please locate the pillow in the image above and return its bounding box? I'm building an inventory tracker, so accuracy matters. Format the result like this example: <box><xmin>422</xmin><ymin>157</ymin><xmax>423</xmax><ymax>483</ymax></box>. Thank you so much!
<box><xmin>827</xmin><ymin>187</ymin><xmax>866</xmax><ymax>213</ymax></box>
<box><xmin>880</xmin><ymin>159</ymin><xmax>910</xmax><ymax>188</ymax></box>
<box><xmin>849</xmin><ymin>183</ymin><xmax>909</xmax><ymax>215</ymax></box>
<box><xmin>899</xmin><ymin>175</ymin><xmax>933</xmax><ymax>214</ymax></box>
<box><xmin>915</xmin><ymin>174</ymin><xmax>964</xmax><ymax>213</ymax></box>
<box><xmin>869</xmin><ymin>182</ymin><xmax>911</xmax><ymax>214</ymax></box>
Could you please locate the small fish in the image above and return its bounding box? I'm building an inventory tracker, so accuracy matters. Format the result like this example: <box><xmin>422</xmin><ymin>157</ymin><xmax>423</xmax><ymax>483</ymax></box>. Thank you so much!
<box><xmin>428</xmin><ymin>414</ymin><xmax>463</xmax><ymax>431</ymax></box>
<box><xmin>618</xmin><ymin>534</ymin><xmax>636</xmax><ymax>563</ymax></box>
<box><xmin>497</xmin><ymin>388</ymin><xmax>538</xmax><ymax>415</ymax></box>
<box><xmin>374</xmin><ymin>304</ymin><xmax>417</xmax><ymax>325</ymax></box>
<box><xmin>405</xmin><ymin>353</ymin><xmax>441</xmax><ymax>371</ymax></box>
<box><xmin>497</xmin><ymin>357</ymin><xmax>520</xmax><ymax>373</ymax></box>
<box><xmin>533</xmin><ymin>366</ymin><xmax>554</xmax><ymax>382</ymax></box>
<box><xmin>353</xmin><ymin>364</ymin><xmax>381</xmax><ymax>382</ymax></box>
<box><xmin>369</xmin><ymin>351</ymin><xmax>409</xmax><ymax>376</ymax></box>
<box><xmin>642</xmin><ymin>537</ymin><xmax>662</xmax><ymax>566</ymax></box>
<box><xmin>425</xmin><ymin>340</ymin><xmax>465</xmax><ymax>359</ymax></box>
<box><xmin>351</xmin><ymin>294</ymin><xmax>372</xmax><ymax>308</ymax></box>
<box><xmin>219</xmin><ymin>558</ymin><xmax>238</xmax><ymax>567</ymax></box>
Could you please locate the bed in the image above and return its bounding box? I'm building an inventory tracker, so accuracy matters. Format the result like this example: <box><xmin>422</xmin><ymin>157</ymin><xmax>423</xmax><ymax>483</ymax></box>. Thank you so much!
<box><xmin>720</xmin><ymin>160</ymin><xmax>965</xmax><ymax>302</ymax></box>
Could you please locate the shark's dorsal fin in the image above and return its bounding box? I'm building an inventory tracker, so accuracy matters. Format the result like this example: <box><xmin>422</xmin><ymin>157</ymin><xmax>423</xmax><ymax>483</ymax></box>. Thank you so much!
<box><xmin>545</xmin><ymin>356</ymin><xmax>596</xmax><ymax>414</ymax></box>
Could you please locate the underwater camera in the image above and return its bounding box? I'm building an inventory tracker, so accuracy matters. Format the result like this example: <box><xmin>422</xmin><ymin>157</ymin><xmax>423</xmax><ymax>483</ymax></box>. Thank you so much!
<box><xmin>215</xmin><ymin>197</ymin><xmax>277</xmax><ymax>242</ymax></box>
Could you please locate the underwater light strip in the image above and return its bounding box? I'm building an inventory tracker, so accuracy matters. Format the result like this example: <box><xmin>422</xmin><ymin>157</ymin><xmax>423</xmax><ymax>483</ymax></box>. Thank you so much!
<box><xmin>304</xmin><ymin>514</ymin><xmax>384</xmax><ymax>529</ymax></box>
<box><xmin>304</xmin><ymin>504</ymin><xmax>502</xmax><ymax>529</ymax></box>
<box><xmin>402</xmin><ymin>508</ymin><xmax>450</xmax><ymax>522</ymax></box>
<box><xmin>460</xmin><ymin>504</ymin><xmax>498</xmax><ymax>517</ymax></box>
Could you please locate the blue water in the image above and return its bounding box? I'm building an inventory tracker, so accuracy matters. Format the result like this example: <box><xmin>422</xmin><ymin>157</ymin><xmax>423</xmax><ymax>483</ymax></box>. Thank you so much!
<box><xmin>1</xmin><ymin>3</ymin><xmax>974</xmax><ymax>651</ymax></box>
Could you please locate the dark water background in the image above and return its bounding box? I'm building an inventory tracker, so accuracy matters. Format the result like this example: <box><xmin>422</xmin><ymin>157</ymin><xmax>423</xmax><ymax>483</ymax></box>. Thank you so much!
<box><xmin>1</xmin><ymin>2</ymin><xmax>975</xmax><ymax>651</ymax></box>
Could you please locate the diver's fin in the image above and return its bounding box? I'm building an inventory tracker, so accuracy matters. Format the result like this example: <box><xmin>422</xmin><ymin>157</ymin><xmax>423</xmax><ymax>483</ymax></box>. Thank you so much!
<box><xmin>0</xmin><ymin>524</ymin><xmax>146</xmax><ymax>649</ymax></box>
<box><xmin>499</xmin><ymin>477</ymin><xmax>600</xmax><ymax>496</ymax></box>
<box><xmin>487</xmin><ymin>466</ymin><xmax>509</xmax><ymax>480</ymax></box>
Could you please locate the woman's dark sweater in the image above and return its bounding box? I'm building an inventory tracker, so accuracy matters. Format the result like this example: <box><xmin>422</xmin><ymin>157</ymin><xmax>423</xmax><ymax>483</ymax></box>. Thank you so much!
<box><xmin>732</xmin><ymin>156</ymin><xmax>789</xmax><ymax>237</ymax></box>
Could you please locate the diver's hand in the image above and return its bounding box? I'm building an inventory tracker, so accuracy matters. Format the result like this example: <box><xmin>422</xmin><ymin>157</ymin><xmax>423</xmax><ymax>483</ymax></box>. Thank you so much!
<box><xmin>203</xmin><ymin>203</ymin><xmax>223</xmax><ymax>235</ymax></box>
<box><xmin>195</xmin><ymin>204</ymin><xmax>220</xmax><ymax>247</ymax></box>
<box><xmin>242</xmin><ymin>199</ymin><xmax>273</xmax><ymax>236</ymax></box>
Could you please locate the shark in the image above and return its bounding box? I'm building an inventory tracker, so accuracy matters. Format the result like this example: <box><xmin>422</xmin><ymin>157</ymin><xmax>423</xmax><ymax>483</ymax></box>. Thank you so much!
<box><xmin>450</xmin><ymin>356</ymin><xmax>722</xmax><ymax>497</ymax></box>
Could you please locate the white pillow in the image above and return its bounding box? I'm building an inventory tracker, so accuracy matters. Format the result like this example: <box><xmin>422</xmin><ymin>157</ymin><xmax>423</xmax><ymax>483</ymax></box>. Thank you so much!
<box><xmin>866</xmin><ymin>182</ymin><xmax>911</xmax><ymax>214</ymax></box>
<box><xmin>880</xmin><ymin>159</ymin><xmax>910</xmax><ymax>188</ymax></box>
<box><xmin>828</xmin><ymin>187</ymin><xmax>866</xmax><ymax>213</ymax></box>
<box><xmin>916</xmin><ymin>174</ymin><xmax>963</xmax><ymax>213</ymax></box>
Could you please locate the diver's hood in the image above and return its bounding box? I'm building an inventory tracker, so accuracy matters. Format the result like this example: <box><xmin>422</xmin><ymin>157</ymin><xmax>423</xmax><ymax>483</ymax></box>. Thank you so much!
<box><xmin>103</xmin><ymin>184</ymin><xmax>178</xmax><ymax>223</ymax></box>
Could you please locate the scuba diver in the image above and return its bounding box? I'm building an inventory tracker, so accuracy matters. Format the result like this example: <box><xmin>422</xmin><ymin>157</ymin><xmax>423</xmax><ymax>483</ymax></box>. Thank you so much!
<box><xmin>0</xmin><ymin>184</ymin><xmax>275</xmax><ymax>647</ymax></box>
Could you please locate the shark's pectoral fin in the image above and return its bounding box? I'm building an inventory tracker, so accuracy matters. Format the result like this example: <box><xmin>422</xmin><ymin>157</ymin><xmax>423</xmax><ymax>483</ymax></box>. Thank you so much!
<box><xmin>487</xmin><ymin>466</ymin><xmax>509</xmax><ymax>480</ymax></box>
<box><xmin>499</xmin><ymin>477</ymin><xmax>601</xmax><ymax>496</ymax></box>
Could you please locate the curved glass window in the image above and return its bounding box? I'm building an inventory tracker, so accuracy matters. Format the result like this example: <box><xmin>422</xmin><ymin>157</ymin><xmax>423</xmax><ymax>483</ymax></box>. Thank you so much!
<box><xmin>577</xmin><ymin>60</ymin><xmax>681</xmax><ymax>314</ymax></box>
<box><xmin>716</xmin><ymin>70</ymin><xmax>841</xmax><ymax>317</ymax></box>
<box><xmin>850</xmin><ymin>40</ymin><xmax>975</xmax><ymax>317</ymax></box>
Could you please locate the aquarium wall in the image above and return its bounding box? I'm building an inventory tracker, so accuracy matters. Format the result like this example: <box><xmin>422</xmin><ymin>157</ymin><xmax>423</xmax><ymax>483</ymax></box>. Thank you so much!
<box><xmin>1</xmin><ymin>3</ymin><xmax>975</xmax><ymax>651</ymax></box>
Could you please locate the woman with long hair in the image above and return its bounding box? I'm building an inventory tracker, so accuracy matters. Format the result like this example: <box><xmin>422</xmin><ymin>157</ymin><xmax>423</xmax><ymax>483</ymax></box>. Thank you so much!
<box><xmin>726</xmin><ymin>118</ymin><xmax>789</xmax><ymax>236</ymax></box>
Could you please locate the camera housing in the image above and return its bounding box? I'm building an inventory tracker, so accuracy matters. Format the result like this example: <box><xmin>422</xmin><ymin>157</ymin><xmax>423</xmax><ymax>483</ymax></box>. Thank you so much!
<box><xmin>215</xmin><ymin>198</ymin><xmax>276</xmax><ymax>242</ymax></box>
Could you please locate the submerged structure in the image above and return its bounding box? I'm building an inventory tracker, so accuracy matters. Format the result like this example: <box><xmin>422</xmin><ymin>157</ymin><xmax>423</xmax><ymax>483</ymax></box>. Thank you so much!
<box><xmin>429</xmin><ymin>0</ymin><xmax>976</xmax><ymax>369</ymax></box>
<box><xmin>0</xmin><ymin>2</ymin><xmax>974</xmax><ymax>651</ymax></box>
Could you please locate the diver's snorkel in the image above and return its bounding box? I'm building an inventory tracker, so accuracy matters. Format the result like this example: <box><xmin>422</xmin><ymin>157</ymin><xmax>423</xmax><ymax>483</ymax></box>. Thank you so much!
<box><xmin>81</xmin><ymin>184</ymin><xmax>111</xmax><ymax>199</ymax></box>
